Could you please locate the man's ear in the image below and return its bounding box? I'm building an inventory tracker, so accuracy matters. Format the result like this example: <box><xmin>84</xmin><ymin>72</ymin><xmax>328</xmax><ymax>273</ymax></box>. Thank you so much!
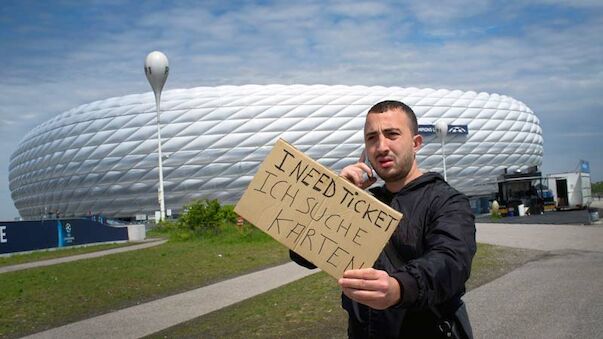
<box><xmin>413</xmin><ymin>134</ymin><xmax>423</xmax><ymax>151</ymax></box>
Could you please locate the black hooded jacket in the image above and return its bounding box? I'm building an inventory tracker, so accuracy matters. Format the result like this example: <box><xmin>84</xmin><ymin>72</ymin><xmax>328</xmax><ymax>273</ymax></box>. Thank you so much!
<box><xmin>290</xmin><ymin>172</ymin><xmax>476</xmax><ymax>338</ymax></box>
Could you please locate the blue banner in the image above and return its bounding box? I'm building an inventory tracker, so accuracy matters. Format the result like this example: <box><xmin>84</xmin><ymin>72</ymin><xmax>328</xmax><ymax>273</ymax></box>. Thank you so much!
<box><xmin>418</xmin><ymin>124</ymin><xmax>437</xmax><ymax>134</ymax></box>
<box><xmin>1</xmin><ymin>219</ymin><xmax>129</xmax><ymax>255</ymax></box>
<box><xmin>418</xmin><ymin>124</ymin><xmax>469</xmax><ymax>135</ymax></box>
<box><xmin>447</xmin><ymin>125</ymin><xmax>469</xmax><ymax>134</ymax></box>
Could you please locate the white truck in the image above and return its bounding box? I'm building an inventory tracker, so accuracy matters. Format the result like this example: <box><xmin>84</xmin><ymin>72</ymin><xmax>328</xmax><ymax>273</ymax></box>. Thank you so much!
<box><xmin>548</xmin><ymin>172</ymin><xmax>592</xmax><ymax>210</ymax></box>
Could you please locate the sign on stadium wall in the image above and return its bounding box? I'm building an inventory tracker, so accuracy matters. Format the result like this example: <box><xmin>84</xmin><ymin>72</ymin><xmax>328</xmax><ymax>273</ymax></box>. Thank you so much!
<box><xmin>418</xmin><ymin>124</ymin><xmax>469</xmax><ymax>135</ymax></box>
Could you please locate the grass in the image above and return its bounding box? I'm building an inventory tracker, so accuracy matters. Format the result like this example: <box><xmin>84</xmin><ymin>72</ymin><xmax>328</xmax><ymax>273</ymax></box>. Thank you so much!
<box><xmin>0</xmin><ymin>225</ymin><xmax>289</xmax><ymax>338</ymax></box>
<box><xmin>0</xmin><ymin>242</ymin><xmax>140</xmax><ymax>268</ymax></box>
<box><xmin>147</xmin><ymin>243</ymin><xmax>544</xmax><ymax>338</ymax></box>
<box><xmin>0</xmin><ymin>224</ymin><xmax>544</xmax><ymax>339</ymax></box>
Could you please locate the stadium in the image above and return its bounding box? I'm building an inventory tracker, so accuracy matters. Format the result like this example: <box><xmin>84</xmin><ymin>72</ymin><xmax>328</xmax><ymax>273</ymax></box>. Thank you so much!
<box><xmin>9</xmin><ymin>85</ymin><xmax>543</xmax><ymax>220</ymax></box>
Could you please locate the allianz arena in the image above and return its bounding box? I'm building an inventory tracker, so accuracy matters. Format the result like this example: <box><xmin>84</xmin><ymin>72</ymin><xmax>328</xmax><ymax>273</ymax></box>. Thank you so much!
<box><xmin>9</xmin><ymin>85</ymin><xmax>543</xmax><ymax>219</ymax></box>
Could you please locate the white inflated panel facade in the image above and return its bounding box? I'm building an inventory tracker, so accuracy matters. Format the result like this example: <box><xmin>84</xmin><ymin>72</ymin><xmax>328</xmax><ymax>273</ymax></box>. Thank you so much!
<box><xmin>9</xmin><ymin>85</ymin><xmax>543</xmax><ymax>219</ymax></box>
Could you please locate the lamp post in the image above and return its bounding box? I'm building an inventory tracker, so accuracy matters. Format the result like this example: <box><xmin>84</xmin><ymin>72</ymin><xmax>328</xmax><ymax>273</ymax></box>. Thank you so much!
<box><xmin>144</xmin><ymin>51</ymin><xmax>169</xmax><ymax>222</ymax></box>
<box><xmin>435</xmin><ymin>121</ymin><xmax>448</xmax><ymax>182</ymax></box>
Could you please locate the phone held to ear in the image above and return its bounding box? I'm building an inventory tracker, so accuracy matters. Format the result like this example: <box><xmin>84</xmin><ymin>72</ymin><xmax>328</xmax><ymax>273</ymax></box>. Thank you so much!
<box><xmin>363</xmin><ymin>149</ymin><xmax>374</xmax><ymax>181</ymax></box>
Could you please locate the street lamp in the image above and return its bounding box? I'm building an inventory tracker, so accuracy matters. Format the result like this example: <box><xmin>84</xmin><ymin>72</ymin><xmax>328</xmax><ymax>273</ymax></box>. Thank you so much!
<box><xmin>144</xmin><ymin>51</ymin><xmax>169</xmax><ymax>222</ymax></box>
<box><xmin>435</xmin><ymin>121</ymin><xmax>448</xmax><ymax>182</ymax></box>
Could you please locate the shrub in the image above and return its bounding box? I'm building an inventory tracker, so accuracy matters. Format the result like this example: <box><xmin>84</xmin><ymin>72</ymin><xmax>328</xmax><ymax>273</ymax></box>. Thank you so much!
<box><xmin>155</xmin><ymin>219</ymin><xmax>179</xmax><ymax>232</ymax></box>
<box><xmin>219</xmin><ymin>204</ymin><xmax>238</xmax><ymax>224</ymax></box>
<box><xmin>153</xmin><ymin>200</ymin><xmax>250</xmax><ymax>240</ymax></box>
<box><xmin>179</xmin><ymin>199</ymin><xmax>233</xmax><ymax>235</ymax></box>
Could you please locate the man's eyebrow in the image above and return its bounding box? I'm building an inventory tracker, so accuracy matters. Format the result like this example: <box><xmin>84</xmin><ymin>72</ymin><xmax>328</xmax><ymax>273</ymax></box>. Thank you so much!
<box><xmin>365</xmin><ymin>128</ymin><xmax>402</xmax><ymax>137</ymax></box>
<box><xmin>365</xmin><ymin>130</ymin><xmax>378</xmax><ymax>137</ymax></box>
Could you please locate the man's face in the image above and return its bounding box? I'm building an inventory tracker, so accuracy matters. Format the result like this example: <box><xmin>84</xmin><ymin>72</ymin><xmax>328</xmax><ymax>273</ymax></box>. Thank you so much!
<box><xmin>364</xmin><ymin>109</ymin><xmax>422</xmax><ymax>184</ymax></box>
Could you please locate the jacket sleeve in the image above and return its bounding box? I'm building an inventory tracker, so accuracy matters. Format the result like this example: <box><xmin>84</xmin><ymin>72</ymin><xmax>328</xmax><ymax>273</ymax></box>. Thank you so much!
<box><xmin>289</xmin><ymin>250</ymin><xmax>317</xmax><ymax>269</ymax></box>
<box><xmin>390</xmin><ymin>188</ymin><xmax>476</xmax><ymax>309</ymax></box>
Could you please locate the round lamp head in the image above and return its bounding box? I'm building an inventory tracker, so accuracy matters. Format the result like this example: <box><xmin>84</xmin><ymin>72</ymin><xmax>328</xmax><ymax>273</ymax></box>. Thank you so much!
<box><xmin>435</xmin><ymin>121</ymin><xmax>448</xmax><ymax>140</ymax></box>
<box><xmin>144</xmin><ymin>51</ymin><xmax>169</xmax><ymax>94</ymax></box>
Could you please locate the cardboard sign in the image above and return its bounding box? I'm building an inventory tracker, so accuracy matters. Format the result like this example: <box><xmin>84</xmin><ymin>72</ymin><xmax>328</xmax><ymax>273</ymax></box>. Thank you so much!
<box><xmin>235</xmin><ymin>139</ymin><xmax>403</xmax><ymax>279</ymax></box>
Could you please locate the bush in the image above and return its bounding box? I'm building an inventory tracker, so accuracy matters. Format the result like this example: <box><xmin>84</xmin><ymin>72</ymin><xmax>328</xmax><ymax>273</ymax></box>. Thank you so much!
<box><xmin>151</xmin><ymin>200</ymin><xmax>252</xmax><ymax>240</ymax></box>
<box><xmin>155</xmin><ymin>219</ymin><xmax>179</xmax><ymax>232</ymax></box>
<box><xmin>178</xmin><ymin>199</ymin><xmax>220</xmax><ymax>234</ymax></box>
<box><xmin>177</xmin><ymin>199</ymin><xmax>244</xmax><ymax>236</ymax></box>
<box><xmin>219</xmin><ymin>204</ymin><xmax>238</xmax><ymax>224</ymax></box>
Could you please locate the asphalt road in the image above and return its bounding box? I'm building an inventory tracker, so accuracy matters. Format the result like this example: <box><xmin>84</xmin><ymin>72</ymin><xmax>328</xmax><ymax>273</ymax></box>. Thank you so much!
<box><xmin>466</xmin><ymin>223</ymin><xmax>603</xmax><ymax>338</ymax></box>
<box><xmin>466</xmin><ymin>250</ymin><xmax>603</xmax><ymax>338</ymax></box>
<box><xmin>475</xmin><ymin>223</ymin><xmax>603</xmax><ymax>252</ymax></box>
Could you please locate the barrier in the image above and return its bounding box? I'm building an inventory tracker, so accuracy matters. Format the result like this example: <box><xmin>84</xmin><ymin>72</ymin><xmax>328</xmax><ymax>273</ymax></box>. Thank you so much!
<box><xmin>127</xmin><ymin>224</ymin><xmax>146</xmax><ymax>241</ymax></box>
<box><xmin>0</xmin><ymin>219</ymin><xmax>129</xmax><ymax>255</ymax></box>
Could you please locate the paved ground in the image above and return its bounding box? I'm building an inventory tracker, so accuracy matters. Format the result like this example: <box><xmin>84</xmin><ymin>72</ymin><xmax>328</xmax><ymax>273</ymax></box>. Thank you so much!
<box><xmin>21</xmin><ymin>221</ymin><xmax>603</xmax><ymax>338</ymax></box>
<box><xmin>466</xmin><ymin>222</ymin><xmax>603</xmax><ymax>338</ymax></box>
<box><xmin>0</xmin><ymin>239</ymin><xmax>167</xmax><ymax>274</ymax></box>
<box><xmin>476</xmin><ymin>222</ymin><xmax>603</xmax><ymax>252</ymax></box>
<box><xmin>590</xmin><ymin>199</ymin><xmax>603</xmax><ymax>209</ymax></box>
<box><xmin>465</xmin><ymin>250</ymin><xmax>603</xmax><ymax>338</ymax></box>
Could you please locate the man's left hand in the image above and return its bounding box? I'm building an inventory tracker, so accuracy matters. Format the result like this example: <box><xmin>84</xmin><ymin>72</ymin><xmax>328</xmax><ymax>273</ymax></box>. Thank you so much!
<box><xmin>338</xmin><ymin>268</ymin><xmax>401</xmax><ymax>310</ymax></box>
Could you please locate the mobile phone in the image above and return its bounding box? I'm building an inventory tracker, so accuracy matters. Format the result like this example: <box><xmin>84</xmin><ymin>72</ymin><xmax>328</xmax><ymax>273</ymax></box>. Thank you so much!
<box><xmin>363</xmin><ymin>149</ymin><xmax>375</xmax><ymax>180</ymax></box>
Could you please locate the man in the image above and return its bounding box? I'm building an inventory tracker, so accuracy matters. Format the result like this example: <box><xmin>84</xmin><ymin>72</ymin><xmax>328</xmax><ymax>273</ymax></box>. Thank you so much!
<box><xmin>291</xmin><ymin>100</ymin><xmax>476</xmax><ymax>338</ymax></box>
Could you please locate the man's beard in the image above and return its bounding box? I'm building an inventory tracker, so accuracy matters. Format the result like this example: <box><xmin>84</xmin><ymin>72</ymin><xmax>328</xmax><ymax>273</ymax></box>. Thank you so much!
<box><xmin>372</xmin><ymin>152</ymin><xmax>414</xmax><ymax>184</ymax></box>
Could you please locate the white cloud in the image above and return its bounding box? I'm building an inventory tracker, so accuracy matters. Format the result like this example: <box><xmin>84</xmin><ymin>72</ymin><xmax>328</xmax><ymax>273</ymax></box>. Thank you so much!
<box><xmin>407</xmin><ymin>0</ymin><xmax>494</xmax><ymax>24</ymax></box>
<box><xmin>329</xmin><ymin>1</ymin><xmax>391</xmax><ymax>17</ymax></box>
<box><xmin>0</xmin><ymin>0</ymin><xmax>602</xmax><ymax>219</ymax></box>
<box><xmin>528</xmin><ymin>0</ymin><xmax>603</xmax><ymax>8</ymax></box>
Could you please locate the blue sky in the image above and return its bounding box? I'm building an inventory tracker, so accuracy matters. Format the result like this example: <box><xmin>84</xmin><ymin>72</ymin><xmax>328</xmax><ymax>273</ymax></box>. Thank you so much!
<box><xmin>1</xmin><ymin>0</ymin><xmax>602</xmax><ymax>220</ymax></box>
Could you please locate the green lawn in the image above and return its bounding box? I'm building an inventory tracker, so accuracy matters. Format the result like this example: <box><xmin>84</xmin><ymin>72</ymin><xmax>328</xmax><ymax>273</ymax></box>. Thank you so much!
<box><xmin>0</xmin><ymin>227</ymin><xmax>543</xmax><ymax>339</ymax></box>
<box><xmin>0</xmin><ymin>226</ymin><xmax>289</xmax><ymax>338</ymax></box>
<box><xmin>147</xmin><ymin>243</ymin><xmax>543</xmax><ymax>338</ymax></box>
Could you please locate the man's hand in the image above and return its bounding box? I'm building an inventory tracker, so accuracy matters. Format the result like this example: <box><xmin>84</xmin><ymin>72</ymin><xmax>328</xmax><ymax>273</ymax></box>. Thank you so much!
<box><xmin>340</xmin><ymin>151</ymin><xmax>377</xmax><ymax>189</ymax></box>
<box><xmin>338</xmin><ymin>268</ymin><xmax>401</xmax><ymax>310</ymax></box>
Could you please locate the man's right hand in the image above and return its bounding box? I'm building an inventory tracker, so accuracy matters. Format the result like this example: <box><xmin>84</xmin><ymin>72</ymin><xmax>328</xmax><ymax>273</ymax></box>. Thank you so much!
<box><xmin>340</xmin><ymin>151</ymin><xmax>377</xmax><ymax>189</ymax></box>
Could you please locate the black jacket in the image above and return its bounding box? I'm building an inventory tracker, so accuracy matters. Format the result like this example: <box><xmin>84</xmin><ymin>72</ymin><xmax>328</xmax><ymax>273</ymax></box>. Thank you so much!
<box><xmin>290</xmin><ymin>172</ymin><xmax>476</xmax><ymax>338</ymax></box>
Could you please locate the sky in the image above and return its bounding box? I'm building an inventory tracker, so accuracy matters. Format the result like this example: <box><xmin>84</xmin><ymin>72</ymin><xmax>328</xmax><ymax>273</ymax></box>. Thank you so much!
<box><xmin>0</xmin><ymin>0</ymin><xmax>601</xmax><ymax>220</ymax></box>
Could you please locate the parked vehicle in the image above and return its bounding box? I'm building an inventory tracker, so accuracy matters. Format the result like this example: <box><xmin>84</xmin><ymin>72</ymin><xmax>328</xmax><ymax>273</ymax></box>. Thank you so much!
<box><xmin>548</xmin><ymin>172</ymin><xmax>592</xmax><ymax>210</ymax></box>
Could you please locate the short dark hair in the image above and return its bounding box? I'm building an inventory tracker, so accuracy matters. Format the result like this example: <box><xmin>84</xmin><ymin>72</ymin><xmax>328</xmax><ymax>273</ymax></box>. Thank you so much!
<box><xmin>367</xmin><ymin>100</ymin><xmax>418</xmax><ymax>135</ymax></box>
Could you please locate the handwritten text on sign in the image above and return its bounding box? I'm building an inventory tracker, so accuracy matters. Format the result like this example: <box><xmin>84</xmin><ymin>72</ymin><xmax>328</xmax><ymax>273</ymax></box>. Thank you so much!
<box><xmin>234</xmin><ymin>139</ymin><xmax>402</xmax><ymax>279</ymax></box>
